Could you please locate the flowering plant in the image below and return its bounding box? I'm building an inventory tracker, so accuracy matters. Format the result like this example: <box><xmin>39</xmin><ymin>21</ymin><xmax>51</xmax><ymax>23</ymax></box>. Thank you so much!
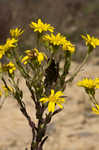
<box><xmin>0</xmin><ymin>19</ymin><xmax>99</xmax><ymax>150</ymax></box>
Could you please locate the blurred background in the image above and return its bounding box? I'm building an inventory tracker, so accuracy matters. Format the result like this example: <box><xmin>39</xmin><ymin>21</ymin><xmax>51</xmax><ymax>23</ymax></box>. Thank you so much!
<box><xmin>0</xmin><ymin>0</ymin><xmax>99</xmax><ymax>41</ymax></box>
<box><xmin>1</xmin><ymin>0</ymin><xmax>99</xmax><ymax>60</ymax></box>
<box><xmin>0</xmin><ymin>0</ymin><xmax>99</xmax><ymax>150</ymax></box>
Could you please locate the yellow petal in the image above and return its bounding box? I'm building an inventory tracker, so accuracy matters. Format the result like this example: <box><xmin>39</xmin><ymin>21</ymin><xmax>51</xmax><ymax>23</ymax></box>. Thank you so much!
<box><xmin>48</xmin><ymin>102</ymin><xmax>55</xmax><ymax>112</ymax></box>
<box><xmin>50</xmin><ymin>89</ymin><xmax>54</xmax><ymax>96</ymax></box>
<box><xmin>40</xmin><ymin>97</ymin><xmax>49</xmax><ymax>103</ymax></box>
<box><xmin>57</xmin><ymin>103</ymin><xmax>63</xmax><ymax>109</ymax></box>
<box><xmin>55</xmin><ymin>91</ymin><xmax>63</xmax><ymax>98</ymax></box>
<box><xmin>92</xmin><ymin>107</ymin><xmax>99</xmax><ymax>114</ymax></box>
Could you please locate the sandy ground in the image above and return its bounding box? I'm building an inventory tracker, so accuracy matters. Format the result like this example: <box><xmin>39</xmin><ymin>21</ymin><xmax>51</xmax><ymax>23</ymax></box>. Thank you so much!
<box><xmin>0</xmin><ymin>60</ymin><xmax>99</xmax><ymax>150</ymax></box>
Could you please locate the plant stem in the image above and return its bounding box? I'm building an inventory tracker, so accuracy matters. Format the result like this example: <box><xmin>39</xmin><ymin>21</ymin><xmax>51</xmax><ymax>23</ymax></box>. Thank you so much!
<box><xmin>65</xmin><ymin>52</ymin><xmax>89</xmax><ymax>84</ymax></box>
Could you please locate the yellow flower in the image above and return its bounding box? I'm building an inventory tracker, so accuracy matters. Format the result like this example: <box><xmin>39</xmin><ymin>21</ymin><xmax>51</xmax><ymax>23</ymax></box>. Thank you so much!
<box><xmin>4</xmin><ymin>38</ymin><xmax>18</xmax><ymax>49</ymax></box>
<box><xmin>10</xmin><ymin>27</ymin><xmax>24</xmax><ymax>38</ymax></box>
<box><xmin>21</xmin><ymin>55</ymin><xmax>29</xmax><ymax>64</ymax></box>
<box><xmin>92</xmin><ymin>104</ymin><xmax>99</xmax><ymax>114</ymax></box>
<box><xmin>0</xmin><ymin>62</ymin><xmax>16</xmax><ymax>74</ymax></box>
<box><xmin>30</xmin><ymin>19</ymin><xmax>54</xmax><ymax>33</ymax></box>
<box><xmin>22</xmin><ymin>48</ymin><xmax>47</xmax><ymax>65</ymax></box>
<box><xmin>77</xmin><ymin>78</ymin><xmax>96</xmax><ymax>89</ymax></box>
<box><xmin>21</xmin><ymin>49</ymin><xmax>35</xmax><ymax>64</ymax></box>
<box><xmin>40</xmin><ymin>89</ymin><xmax>65</xmax><ymax>112</ymax></box>
<box><xmin>6</xmin><ymin>62</ymin><xmax>16</xmax><ymax>74</ymax></box>
<box><xmin>34</xmin><ymin>48</ymin><xmax>47</xmax><ymax>64</ymax></box>
<box><xmin>62</xmin><ymin>40</ymin><xmax>75</xmax><ymax>53</ymax></box>
<box><xmin>43</xmin><ymin>33</ymin><xmax>64</xmax><ymax>46</ymax></box>
<box><xmin>0</xmin><ymin>38</ymin><xmax>18</xmax><ymax>59</ymax></box>
<box><xmin>43</xmin><ymin>33</ymin><xmax>75</xmax><ymax>53</ymax></box>
<box><xmin>81</xmin><ymin>34</ymin><xmax>99</xmax><ymax>48</ymax></box>
<box><xmin>77</xmin><ymin>78</ymin><xmax>99</xmax><ymax>90</ymax></box>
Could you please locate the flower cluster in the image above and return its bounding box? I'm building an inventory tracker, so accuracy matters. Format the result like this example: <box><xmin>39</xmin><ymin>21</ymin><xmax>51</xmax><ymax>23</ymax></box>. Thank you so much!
<box><xmin>43</xmin><ymin>33</ymin><xmax>75</xmax><ymax>53</ymax></box>
<box><xmin>30</xmin><ymin>19</ymin><xmax>54</xmax><ymax>33</ymax></box>
<box><xmin>0</xmin><ymin>27</ymin><xmax>23</xmax><ymax>59</ymax></box>
<box><xmin>22</xmin><ymin>48</ymin><xmax>47</xmax><ymax>65</ymax></box>
<box><xmin>40</xmin><ymin>89</ymin><xmax>65</xmax><ymax>112</ymax></box>
<box><xmin>10</xmin><ymin>27</ymin><xmax>24</xmax><ymax>39</ymax></box>
<box><xmin>29</xmin><ymin>19</ymin><xmax>75</xmax><ymax>53</ymax></box>
<box><xmin>81</xmin><ymin>34</ymin><xmax>99</xmax><ymax>49</ymax></box>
